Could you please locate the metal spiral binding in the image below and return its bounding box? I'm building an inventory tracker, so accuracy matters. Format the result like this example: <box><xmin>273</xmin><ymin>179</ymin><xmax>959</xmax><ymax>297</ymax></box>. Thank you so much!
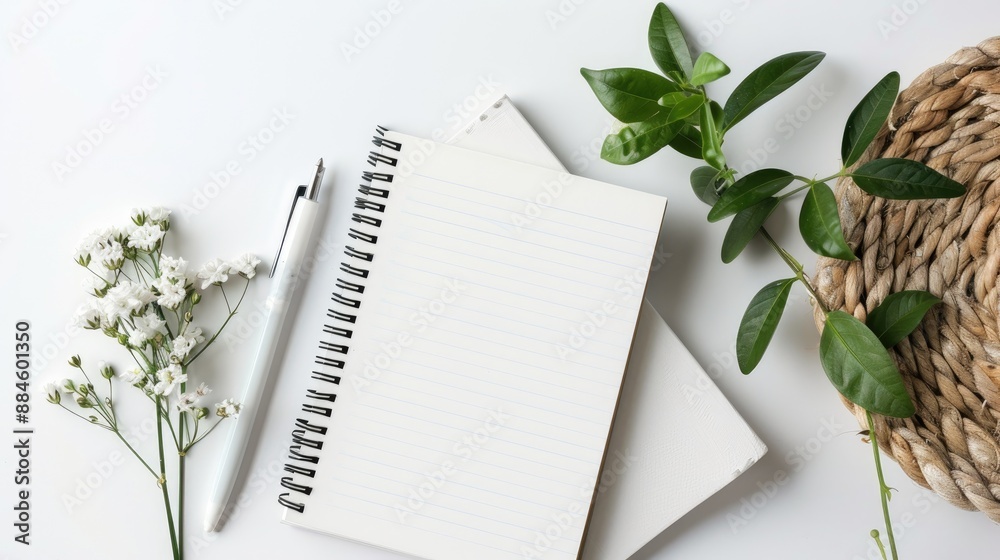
<box><xmin>278</xmin><ymin>126</ymin><xmax>401</xmax><ymax>514</ymax></box>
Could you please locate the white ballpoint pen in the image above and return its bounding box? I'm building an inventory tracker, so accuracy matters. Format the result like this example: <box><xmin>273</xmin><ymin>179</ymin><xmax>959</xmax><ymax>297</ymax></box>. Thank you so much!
<box><xmin>204</xmin><ymin>159</ymin><xmax>325</xmax><ymax>532</ymax></box>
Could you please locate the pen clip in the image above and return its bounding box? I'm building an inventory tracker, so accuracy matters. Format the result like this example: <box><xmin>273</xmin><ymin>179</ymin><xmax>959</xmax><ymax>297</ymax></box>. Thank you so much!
<box><xmin>269</xmin><ymin>185</ymin><xmax>308</xmax><ymax>278</ymax></box>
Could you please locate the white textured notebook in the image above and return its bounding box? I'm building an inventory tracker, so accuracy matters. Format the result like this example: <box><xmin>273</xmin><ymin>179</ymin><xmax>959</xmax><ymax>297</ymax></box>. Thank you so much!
<box><xmin>447</xmin><ymin>96</ymin><xmax>768</xmax><ymax>560</ymax></box>
<box><xmin>280</xmin><ymin>129</ymin><xmax>667</xmax><ymax>560</ymax></box>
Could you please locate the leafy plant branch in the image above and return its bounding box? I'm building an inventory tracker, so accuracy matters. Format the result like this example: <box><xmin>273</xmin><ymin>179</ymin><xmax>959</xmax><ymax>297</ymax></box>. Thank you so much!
<box><xmin>581</xmin><ymin>4</ymin><xmax>964</xmax><ymax>558</ymax></box>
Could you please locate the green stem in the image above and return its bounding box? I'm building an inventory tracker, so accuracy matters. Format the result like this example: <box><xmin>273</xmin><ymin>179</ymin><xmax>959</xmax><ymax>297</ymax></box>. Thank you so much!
<box><xmin>759</xmin><ymin>227</ymin><xmax>830</xmax><ymax>312</ymax></box>
<box><xmin>156</xmin><ymin>396</ymin><xmax>181</xmax><ymax>560</ymax></box>
<box><xmin>185</xmin><ymin>279</ymin><xmax>250</xmax><ymax>364</ymax></box>
<box><xmin>177</xmin><ymin>370</ymin><xmax>188</xmax><ymax>558</ymax></box>
<box><xmin>777</xmin><ymin>182</ymin><xmax>814</xmax><ymax>201</ymax></box>
<box><xmin>867</xmin><ymin>410</ymin><xmax>898</xmax><ymax>560</ymax></box>
<box><xmin>112</xmin><ymin>428</ymin><xmax>158</xmax><ymax>478</ymax></box>
<box><xmin>177</xmin><ymin>452</ymin><xmax>185</xmax><ymax>560</ymax></box>
<box><xmin>186</xmin><ymin>418</ymin><xmax>225</xmax><ymax>449</ymax></box>
<box><xmin>57</xmin><ymin>403</ymin><xmax>111</xmax><ymax>430</ymax></box>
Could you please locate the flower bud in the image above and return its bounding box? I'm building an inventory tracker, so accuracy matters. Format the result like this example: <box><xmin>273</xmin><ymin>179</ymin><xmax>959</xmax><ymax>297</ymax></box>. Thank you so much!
<box><xmin>43</xmin><ymin>383</ymin><xmax>61</xmax><ymax>405</ymax></box>
<box><xmin>78</xmin><ymin>384</ymin><xmax>89</xmax><ymax>396</ymax></box>
<box><xmin>77</xmin><ymin>397</ymin><xmax>92</xmax><ymax>408</ymax></box>
<box><xmin>68</xmin><ymin>355</ymin><xmax>82</xmax><ymax>368</ymax></box>
<box><xmin>184</xmin><ymin>311</ymin><xmax>193</xmax><ymax>323</ymax></box>
<box><xmin>191</xmin><ymin>292</ymin><xmax>201</xmax><ymax>305</ymax></box>
<box><xmin>60</xmin><ymin>379</ymin><xmax>76</xmax><ymax>393</ymax></box>
<box><xmin>118</xmin><ymin>333</ymin><xmax>130</xmax><ymax>346</ymax></box>
<box><xmin>100</xmin><ymin>363</ymin><xmax>114</xmax><ymax>380</ymax></box>
<box><xmin>195</xmin><ymin>407</ymin><xmax>208</xmax><ymax>420</ymax></box>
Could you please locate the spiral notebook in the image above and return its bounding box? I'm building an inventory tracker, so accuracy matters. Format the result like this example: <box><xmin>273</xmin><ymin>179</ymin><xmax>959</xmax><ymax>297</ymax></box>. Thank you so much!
<box><xmin>279</xmin><ymin>127</ymin><xmax>667</xmax><ymax>560</ymax></box>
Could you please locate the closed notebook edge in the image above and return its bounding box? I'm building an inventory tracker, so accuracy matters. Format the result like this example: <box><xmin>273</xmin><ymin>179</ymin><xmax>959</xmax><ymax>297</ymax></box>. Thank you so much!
<box><xmin>446</xmin><ymin>95</ymin><xmax>767</xmax><ymax>560</ymax></box>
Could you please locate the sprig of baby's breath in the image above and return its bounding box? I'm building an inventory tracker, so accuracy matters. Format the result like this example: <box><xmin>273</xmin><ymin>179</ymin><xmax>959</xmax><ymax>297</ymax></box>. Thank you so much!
<box><xmin>44</xmin><ymin>207</ymin><xmax>259</xmax><ymax>560</ymax></box>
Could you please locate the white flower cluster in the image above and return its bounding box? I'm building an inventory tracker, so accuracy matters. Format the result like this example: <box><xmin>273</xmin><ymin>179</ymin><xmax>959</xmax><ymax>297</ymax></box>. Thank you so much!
<box><xmin>154</xmin><ymin>256</ymin><xmax>188</xmax><ymax>309</ymax></box>
<box><xmin>51</xmin><ymin>206</ymin><xmax>252</xmax><ymax>455</ymax></box>
<box><xmin>195</xmin><ymin>254</ymin><xmax>261</xmax><ymax>289</ymax></box>
<box><xmin>72</xmin><ymin>208</ymin><xmax>261</xmax><ymax>340</ymax></box>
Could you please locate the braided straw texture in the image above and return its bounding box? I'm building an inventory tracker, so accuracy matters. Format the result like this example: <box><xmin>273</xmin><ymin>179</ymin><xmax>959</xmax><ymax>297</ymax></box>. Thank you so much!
<box><xmin>813</xmin><ymin>37</ymin><xmax>1000</xmax><ymax>522</ymax></box>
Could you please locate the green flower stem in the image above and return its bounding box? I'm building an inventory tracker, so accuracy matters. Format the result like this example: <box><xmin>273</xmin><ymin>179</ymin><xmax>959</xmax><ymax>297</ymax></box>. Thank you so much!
<box><xmin>155</xmin><ymin>395</ymin><xmax>180</xmax><ymax>560</ymax></box>
<box><xmin>867</xmin><ymin>410</ymin><xmax>898</xmax><ymax>560</ymax></box>
<box><xmin>186</xmin><ymin>419</ymin><xmax>224</xmax><ymax>450</ymax></box>
<box><xmin>185</xmin><ymin>279</ymin><xmax>250</xmax><ymax>364</ymax></box>
<box><xmin>872</xmin><ymin>530</ymin><xmax>888</xmax><ymax>560</ymax></box>
<box><xmin>111</xmin><ymin>427</ymin><xmax>158</xmax><ymax>478</ymax></box>
<box><xmin>107</xmin><ymin>376</ymin><xmax>114</xmax><ymax>417</ymax></box>
<box><xmin>57</xmin><ymin>403</ymin><xmax>111</xmax><ymax>430</ymax></box>
<box><xmin>178</xmin><ymin>402</ymin><xmax>186</xmax><ymax>560</ymax></box>
<box><xmin>75</xmin><ymin>367</ymin><xmax>116</xmax><ymax>426</ymax></box>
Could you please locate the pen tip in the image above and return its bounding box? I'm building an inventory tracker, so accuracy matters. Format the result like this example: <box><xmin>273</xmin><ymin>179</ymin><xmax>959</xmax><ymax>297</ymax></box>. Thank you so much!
<box><xmin>317</xmin><ymin>157</ymin><xmax>324</xmax><ymax>168</ymax></box>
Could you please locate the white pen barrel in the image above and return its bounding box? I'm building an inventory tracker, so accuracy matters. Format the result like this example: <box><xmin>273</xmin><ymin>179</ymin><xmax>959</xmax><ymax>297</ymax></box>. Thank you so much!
<box><xmin>205</xmin><ymin>198</ymin><xmax>319</xmax><ymax>531</ymax></box>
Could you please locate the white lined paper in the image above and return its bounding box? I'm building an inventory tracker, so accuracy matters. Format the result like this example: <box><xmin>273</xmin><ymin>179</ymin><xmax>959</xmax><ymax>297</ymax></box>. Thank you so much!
<box><xmin>282</xmin><ymin>131</ymin><xmax>666</xmax><ymax>560</ymax></box>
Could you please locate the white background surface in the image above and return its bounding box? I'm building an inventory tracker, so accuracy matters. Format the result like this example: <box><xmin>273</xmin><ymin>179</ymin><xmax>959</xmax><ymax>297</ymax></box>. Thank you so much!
<box><xmin>1</xmin><ymin>1</ymin><xmax>999</xmax><ymax>559</ymax></box>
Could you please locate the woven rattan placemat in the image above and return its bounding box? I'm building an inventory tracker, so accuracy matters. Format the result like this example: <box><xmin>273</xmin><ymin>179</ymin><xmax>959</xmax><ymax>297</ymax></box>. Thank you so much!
<box><xmin>813</xmin><ymin>37</ymin><xmax>1000</xmax><ymax>522</ymax></box>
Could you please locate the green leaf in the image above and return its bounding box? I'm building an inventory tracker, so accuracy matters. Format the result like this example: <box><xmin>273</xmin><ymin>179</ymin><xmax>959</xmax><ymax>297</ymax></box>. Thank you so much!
<box><xmin>699</xmin><ymin>102</ymin><xmax>725</xmax><ymax>170</ymax></box>
<box><xmin>707</xmin><ymin>168</ymin><xmax>793</xmax><ymax>222</ymax></box>
<box><xmin>851</xmin><ymin>158</ymin><xmax>966</xmax><ymax>199</ymax></box>
<box><xmin>669</xmin><ymin>124</ymin><xmax>702</xmax><ymax>159</ymax></box>
<box><xmin>581</xmin><ymin>67</ymin><xmax>679</xmax><ymax>123</ymax></box>
<box><xmin>667</xmin><ymin>95</ymin><xmax>704</xmax><ymax>123</ymax></box>
<box><xmin>738</xmin><ymin>278</ymin><xmax>796</xmax><ymax>373</ymax></box>
<box><xmin>648</xmin><ymin>3</ymin><xmax>693</xmax><ymax>81</ymax></box>
<box><xmin>657</xmin><ymin>92</ymin><xmax>687</xmax><ymax>107</ymax></box>
<box><xmin>842</xmin><ymin>72</ymin><xmax>900</xmax><ymax>167</ymax></box>
<box><xmin>691</xmin><ymin>52</ymin><xmax>730</xmax><ymax>86</ymax></box>
<box><xmin>866</xmin><ymin>290</ymin><xmax>941</xmax><ymax>348</ymax></box>
<box><xmin>798</xmin><ymin>182</ymin><xmax>857</xmax><ymax>260</ymax></box>
<box><xmin>722</xmin><ymin>197</ymin><xmax>779</xmax><ymax>263</ymax></box>
<box><xmin>601</xmin><ymin>117</ymin><xmax>680</xmax><ymax>165</ymax></box>
<box><xmin>723</xmin><ymin>51</ymin><xmax>826</xmax><ymax>130</ymax></box>
<box><xmin>820</xmin><ymin>310</ymin><xmax>915</xmax><ymax>418</ymax></box>
<box><xmin>691</xmin><ymin>165</ymin><xmax>721</xmax><ymax>205</ymax></box>
<box><xmin>710</xmin><ymin>99</ymin><xmax>725</xmax><ymax>131</ymax></box>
